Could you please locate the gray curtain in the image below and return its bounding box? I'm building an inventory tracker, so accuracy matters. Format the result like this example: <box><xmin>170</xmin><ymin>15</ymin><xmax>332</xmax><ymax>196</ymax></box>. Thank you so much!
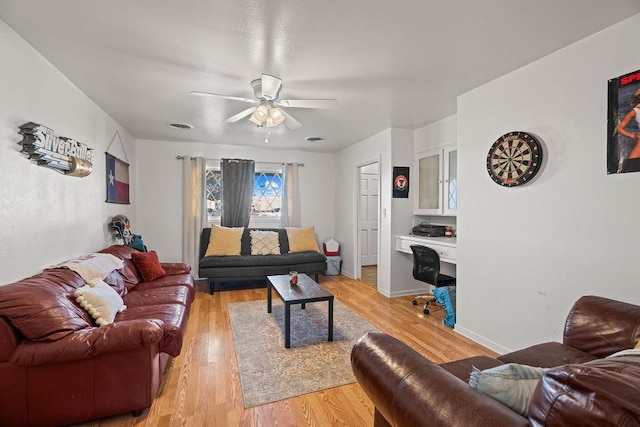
<box><xmin>221</xmin><ymin>158</ymin><xmax>255</xmax><ymax>227</ymax></box>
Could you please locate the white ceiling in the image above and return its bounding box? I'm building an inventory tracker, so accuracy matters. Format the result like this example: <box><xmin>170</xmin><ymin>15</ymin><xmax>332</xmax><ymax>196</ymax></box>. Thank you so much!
<box><xmin>2</xmin><ymin>1</ymin><xmax>639</xmax><ymax>153</ymax></box>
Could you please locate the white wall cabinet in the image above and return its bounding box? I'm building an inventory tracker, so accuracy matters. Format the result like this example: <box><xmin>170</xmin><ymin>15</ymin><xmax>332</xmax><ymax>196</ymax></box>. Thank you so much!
<box><xmin>413</xmin><ymin>144</ymin><xmax>457</xmax><ymax>216</ymax></box>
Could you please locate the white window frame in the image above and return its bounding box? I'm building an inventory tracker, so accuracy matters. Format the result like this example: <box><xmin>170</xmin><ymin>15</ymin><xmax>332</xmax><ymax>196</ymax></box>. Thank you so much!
<box><xmin>205</xmin><ymin>161</ymin><xmax>283</xmax><ymax>227</ymax></box>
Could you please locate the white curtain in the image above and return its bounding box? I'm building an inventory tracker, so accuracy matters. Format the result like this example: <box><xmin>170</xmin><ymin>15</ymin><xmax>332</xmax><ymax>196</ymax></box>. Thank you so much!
<box><xmin>182</xmin><ymin>156</ymin><xmax>207</xmax><ymax>274</ymax></box>
<box><xmin>281</xmin><ymin>162</ymin><xmax>301</xmax><ymax>227</ymax></box>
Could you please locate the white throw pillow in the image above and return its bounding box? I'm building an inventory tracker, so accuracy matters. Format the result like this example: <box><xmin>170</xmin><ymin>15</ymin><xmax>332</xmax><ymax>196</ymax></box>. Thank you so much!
<box><xmin>74</xmin><ymin>278</ymin><xmax>127</xmax><ymax>327</ymax></box>
<box><xmin>468</xmin><ymin>363</ymin><xmax>546</xmax><ymax>416</ymax></box>
<box><xmin>250</xmin><ymin>230</ymin><xmax>281</xmax><ymax>255</ymax></box>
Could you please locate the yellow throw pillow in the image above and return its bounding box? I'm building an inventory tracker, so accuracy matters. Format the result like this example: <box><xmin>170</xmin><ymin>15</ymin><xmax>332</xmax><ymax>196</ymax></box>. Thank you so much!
<box><xmin>286</xmin><ymin>226</ymin><xmax>320</xmax><ymax>253</ymax></box>
<box><xmin>205</xmin><ymin>224</ymin><xmax>244</xmax><ymax>256</ymax></box>
<box><xmin>635</xmin><ymin>340</ymin><xmax>640</xmax><ymax>349</ymax></box>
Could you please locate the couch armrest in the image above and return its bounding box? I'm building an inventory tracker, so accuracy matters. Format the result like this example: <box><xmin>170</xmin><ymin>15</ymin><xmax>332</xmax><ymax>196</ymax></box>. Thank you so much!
<box><xmin>351</xmin><ymin>333</ymin><xmax>529</xmax><ymax>427</ymax></box>
<box><xmin>0</xmin><ymin>316</ymin><xmax>20</xmax><ymax>362</ymax></box>
<box><xmin>161</xmin><ymin>262</ymin><xmax>191</xmax><ymax>275</ymax></box>
<box><xmin>563</xmin><ymin>295</ymin><xmax>640</xmax><ymax>358</ymax></box>
<box><xmin>529</xmin><ymin>355</ymin><xmax>640</xmax><ymax>426</ymax></box>
<box><xmin>10</xmin><ymin>319</ymin><xmax>164</xmax><ymax>366</ymax></box>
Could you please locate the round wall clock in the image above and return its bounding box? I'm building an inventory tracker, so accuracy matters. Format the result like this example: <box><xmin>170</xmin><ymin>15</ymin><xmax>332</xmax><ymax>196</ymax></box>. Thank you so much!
<box><xmin>486</xmin><ymin>131</ymin><xmax>543</xmax><ymax>187</ymax></box>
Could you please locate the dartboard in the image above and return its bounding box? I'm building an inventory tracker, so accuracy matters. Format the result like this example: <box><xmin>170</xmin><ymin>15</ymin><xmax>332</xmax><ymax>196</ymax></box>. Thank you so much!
<box><xmin>486</xmin><ymin>131</ymin><xmax>542</xmax><ymax>187</ymax></box>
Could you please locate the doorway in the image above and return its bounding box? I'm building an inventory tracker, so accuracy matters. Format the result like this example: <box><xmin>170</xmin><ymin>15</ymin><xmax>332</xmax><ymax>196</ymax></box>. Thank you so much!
<box><xmin>357</xmin><ymin>162</ymin><xmax>379</xmax><ymax>288</ymax></box>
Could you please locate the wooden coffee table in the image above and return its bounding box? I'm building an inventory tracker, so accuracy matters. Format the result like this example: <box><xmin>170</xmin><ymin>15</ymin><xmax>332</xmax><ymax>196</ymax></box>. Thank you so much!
<box><xmin>267</xmin><ymin>273</ymin><xmax>334</xmax><ymax>348</ymax></box>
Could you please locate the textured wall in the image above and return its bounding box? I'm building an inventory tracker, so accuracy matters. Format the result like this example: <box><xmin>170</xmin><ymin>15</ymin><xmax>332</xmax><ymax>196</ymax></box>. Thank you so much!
<box><xmin>0</xmin><ymin>19</ymin><xmax>135</xmax><ymax>285</ymax></box>
<box><xmin>456</xmin><ymin>14</ymin><xmax>640</xmax><ymax>353</ymax></box>
<box><xmin>135</xmin><ymin>139</ymin><xmax>335</xmax><ymax>263</ymax></box>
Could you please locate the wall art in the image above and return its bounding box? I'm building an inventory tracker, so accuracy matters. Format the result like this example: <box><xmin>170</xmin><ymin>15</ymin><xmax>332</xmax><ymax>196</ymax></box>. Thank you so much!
<box><xmin>607</xmin><ymin>68</ymin><xmax>640</xmax><ymax>174</ymax></box>
<box><xmin>392</xmin><ymin>166</ymin><xmax>409</xmax><ymax>198</ymax></box>
<box><xmin>17</xmin><ymin>122</ymin><xmax>94</xmax><ymax>177</ymax></box>
<box><xmin>105</xmin><ymin>152</ymin><xmax>130</xmax><ymax>204</ymax></box>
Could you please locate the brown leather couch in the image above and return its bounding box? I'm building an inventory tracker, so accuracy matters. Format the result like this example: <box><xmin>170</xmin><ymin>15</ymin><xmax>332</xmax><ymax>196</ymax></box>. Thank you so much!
<box><xmin>351</xmin><ymin>295</ymin><xmax>640</xmax><ymax>426</ymax></box>
<box><xmin>0</xmin><ymin>245</ymin><xmax>195</xmax><ymax>426</ymax></box>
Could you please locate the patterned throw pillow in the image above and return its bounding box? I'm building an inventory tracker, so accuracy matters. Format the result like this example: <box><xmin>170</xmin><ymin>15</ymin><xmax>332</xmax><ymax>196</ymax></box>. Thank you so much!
<box><xmin>250</xmin><ymin>230</ymin><xmax>281</xmax><ymax>255</ymax></box>
<box><xmin>205</xmin><ymin>224</ymin><xmax>244</xmax><ymax>256</ymax></box>
<box><xmin>286</xmin><ymin>226</ymin><xmax>321</xmax><ymax>253</ymax></box>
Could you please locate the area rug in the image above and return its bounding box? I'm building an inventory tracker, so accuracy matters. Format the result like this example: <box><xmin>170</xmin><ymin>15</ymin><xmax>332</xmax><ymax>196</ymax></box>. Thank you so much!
<box><xmin>227</xmin><ymin>298</ymin><xmax>380</xmax><ymax>407</ymax></box>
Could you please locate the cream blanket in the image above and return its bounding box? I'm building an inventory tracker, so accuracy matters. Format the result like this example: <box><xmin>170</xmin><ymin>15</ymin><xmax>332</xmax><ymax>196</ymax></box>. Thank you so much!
<box><xmin>47</xmin><ymin>253</ymin><xmax>124</xmax><ymax>282</ymax></box>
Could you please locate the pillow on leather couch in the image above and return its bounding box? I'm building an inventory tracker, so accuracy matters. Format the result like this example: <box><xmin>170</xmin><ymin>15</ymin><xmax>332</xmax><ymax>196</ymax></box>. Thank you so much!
<box><xmin>74</xmin><ymin>278</ymin><xmax>127</xmax><ymax>326</ymax></box>
<box><xmin>131</xmin><ymin>250</ymin><xmax>166</xmax><ymax>282</ymax></box>
<box><xmin>469</xmin><ymin>362</ymin><xmax>546</xmax><ymax>416</ymax></box>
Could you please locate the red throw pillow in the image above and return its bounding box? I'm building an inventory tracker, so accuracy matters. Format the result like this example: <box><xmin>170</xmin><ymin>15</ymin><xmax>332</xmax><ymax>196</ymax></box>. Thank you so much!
<box><xmin>131</xmin><ymin>250</ymin><xmax>166</xmax><ymax>282</ymax></box>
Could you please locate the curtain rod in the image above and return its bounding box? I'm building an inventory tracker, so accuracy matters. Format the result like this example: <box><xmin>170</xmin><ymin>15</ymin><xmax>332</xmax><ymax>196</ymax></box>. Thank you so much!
<box><xmin>175</xmin><ymin>156</ymin><xmax>304</xmax><ymax>166</ymax></box>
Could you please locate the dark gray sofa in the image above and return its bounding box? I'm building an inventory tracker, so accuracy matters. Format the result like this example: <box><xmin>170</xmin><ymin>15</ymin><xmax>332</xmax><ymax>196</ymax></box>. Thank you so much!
<box><xmin>198</xmin><ymin>227</ymin><xmax>327</xmax><ymax>294</ymax></box>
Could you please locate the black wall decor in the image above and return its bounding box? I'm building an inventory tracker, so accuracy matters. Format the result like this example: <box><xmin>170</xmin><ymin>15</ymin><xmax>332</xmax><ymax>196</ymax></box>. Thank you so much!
<box><xmin>393</xmin><ymin>166</ymin><xmax>409</xmax><ymax>198</ymax></box>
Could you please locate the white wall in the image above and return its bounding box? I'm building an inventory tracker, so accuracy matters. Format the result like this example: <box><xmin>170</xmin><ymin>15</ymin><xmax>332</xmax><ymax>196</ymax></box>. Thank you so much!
<box><xmin>333</xmin><ymin>128</ymin><xmax>415</xmax><ymax>297</ymax></box>
<box><xmin>0</xmin><ymin>19</ymin><xmax>136</xmax><ymax>286</ymax></box>
<box><xmin>456</xmin><ymin>13</ymin><xmax>640</xmax><ymax>353</ymax></box>
<box><xmin>414</xmin><ymin>114</ymin><xmax>457</xmax><ymax>153</ymax></box>
<box><xmin>389</xmin><ymin>129</ymin><xmax>418</xmax><ymax>296</ymax></box>
<box><xmin>135</xmin><ymin>139</ymin><xmax>334</xmax><ymax>262</ymax></box>
<box><xmin>334</xmin><ymin>130</ymin><xmax>390</xmax><ymax>289</ymax></box>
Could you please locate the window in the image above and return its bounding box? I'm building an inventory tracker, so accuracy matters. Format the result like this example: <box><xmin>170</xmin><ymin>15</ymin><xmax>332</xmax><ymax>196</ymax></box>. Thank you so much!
<box><xmin>206</xmin><ymin>162</ymin><xmax>283</xmax><ymax>223</ymax></box>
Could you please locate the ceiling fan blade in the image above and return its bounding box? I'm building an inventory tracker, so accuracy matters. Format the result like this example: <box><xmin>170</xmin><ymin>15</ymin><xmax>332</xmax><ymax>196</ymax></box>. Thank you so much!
<box><xmin>281</xmin><ymin>110</ymin><xmax>302</xmax><ymax>130</ymax></box>
<box><xmin>261</xmin><ymin>74</ymin><xmax>282</xmax><ymax>100</ymax></box>
<box><xmin>224</xmin><ymin>107</ymin><xmax>256</xmax><ymax>123</ymax></box>
<box><xmin>277</xmin><ymin>99</ymin><xmax>337</xmax><ymax>109</ymax></box>
<box><xmin>190</xmin><ymin>91</ymin><xmax>257</xmax><ymax>104</ymax></box>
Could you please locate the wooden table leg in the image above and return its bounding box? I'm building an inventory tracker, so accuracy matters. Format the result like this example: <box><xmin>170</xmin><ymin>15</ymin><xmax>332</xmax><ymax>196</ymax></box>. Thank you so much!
<box><xmin>267</xmin><ymin>281</ymin><xmax>272</xmax><ymax>313</ymax></box>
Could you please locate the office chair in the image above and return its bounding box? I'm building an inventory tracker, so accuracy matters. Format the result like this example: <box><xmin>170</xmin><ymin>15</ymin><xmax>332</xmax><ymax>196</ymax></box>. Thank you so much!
<box><xmin>410</xmin><ymin>245</ymin><xmax>456</xmax><ymax>315</ymax></box>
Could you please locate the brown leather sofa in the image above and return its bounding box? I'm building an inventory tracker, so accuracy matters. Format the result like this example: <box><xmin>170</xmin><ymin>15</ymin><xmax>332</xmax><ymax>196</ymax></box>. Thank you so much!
<box><xmin>351</xmin><ymin>295</ymin><xmax>640</xmax><ymax>426</ymax></box>
<box><xmin>0</xmin><ymin>245</ymin><xmax>195</xmax><ymax>426</ymax></box>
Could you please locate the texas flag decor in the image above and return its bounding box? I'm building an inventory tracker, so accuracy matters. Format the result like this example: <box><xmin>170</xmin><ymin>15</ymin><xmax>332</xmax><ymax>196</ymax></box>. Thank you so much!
<box><xmin>106</xmin><ymin>152</ymin><xmax>130</xmax><ymax>204</ymax></box>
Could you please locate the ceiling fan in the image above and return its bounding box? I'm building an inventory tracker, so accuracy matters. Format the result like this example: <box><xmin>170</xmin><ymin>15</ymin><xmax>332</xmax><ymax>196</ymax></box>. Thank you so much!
<box><xmin>191</xmin><ymin>74</ymin><xmax>336</xmax><ymax>130</ymax></box>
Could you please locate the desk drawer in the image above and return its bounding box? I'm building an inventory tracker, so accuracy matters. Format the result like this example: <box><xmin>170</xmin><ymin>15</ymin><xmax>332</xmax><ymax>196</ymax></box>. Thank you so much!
<box><xmin>432</xmin><ymin>245</ymin><xmax>456</xmax><ymax>262</ymax></box>
<box><xmin>396</xmin><ymin>237</ymin><xmax>457</xmax><ymax>263</ymax></box>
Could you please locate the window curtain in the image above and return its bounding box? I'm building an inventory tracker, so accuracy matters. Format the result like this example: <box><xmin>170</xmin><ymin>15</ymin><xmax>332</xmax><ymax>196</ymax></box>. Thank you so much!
<box><xmin>280</xmin><ymin>162</ymin><xmax>301</xmax><ymax>227</ymax></box>
<box><xmin>182</xmin><ymin>156</ymin><xmax>207</xmax><ymax>273</ymax></box>
<box><xmin>221</xmin><ymin>158</ymin><xmax>255</xmax><ymax>227</ymax></box>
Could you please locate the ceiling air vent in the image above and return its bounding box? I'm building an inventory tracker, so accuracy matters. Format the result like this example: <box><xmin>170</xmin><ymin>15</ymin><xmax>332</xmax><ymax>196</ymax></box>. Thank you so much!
<box><xmin>305</xmin><ymin>137</ymin><xmax>324</xmax><ymax>143</ymax></box>
<box><xmin>169</xmin><ymin>123</ymin><xmax>193</xmax><ymax>130</ymax></box>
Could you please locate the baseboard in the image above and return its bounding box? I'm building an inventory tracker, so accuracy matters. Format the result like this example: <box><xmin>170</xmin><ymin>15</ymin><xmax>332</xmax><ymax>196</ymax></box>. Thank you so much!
<box><xmin>453</xmin><ymin>325</ymin><xmax>512</xmax><ymax>354</ymax></box>
<box><xmin>387</xmin><ymin>286</ymin><xmax>431</xmax><ymax>298</ymax></box>
<box><xmin>341</xmin><ymin>270</ymin><xmax>355</xmax><ymax>280</ymax></box>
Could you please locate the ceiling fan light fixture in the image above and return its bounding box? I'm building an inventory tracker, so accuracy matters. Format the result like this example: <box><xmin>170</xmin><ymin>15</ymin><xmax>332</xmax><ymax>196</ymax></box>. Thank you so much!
<box><xmin>252</xmin><ymin>103</ymin><xmax>269</xmax><ymax>122</ymax></box>
<box><xmin>269</xmin><ymin>107</ymin><xmax>285</xmax><ymax>126</ymax></box>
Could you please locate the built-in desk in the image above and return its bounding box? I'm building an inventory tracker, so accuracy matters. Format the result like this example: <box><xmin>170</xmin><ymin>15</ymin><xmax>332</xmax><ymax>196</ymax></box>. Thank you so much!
<box><xmin>395</xmin><ymin>235</ymin><xmax>457</xmax><ymax>264</ymax></box>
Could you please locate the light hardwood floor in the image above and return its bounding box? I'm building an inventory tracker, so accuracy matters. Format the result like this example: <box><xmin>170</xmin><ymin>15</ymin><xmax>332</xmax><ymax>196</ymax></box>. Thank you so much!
<box><xmin>78</xmin><ymin>275</ymin><xmax>497</xmax><ymax>427</ymax></box>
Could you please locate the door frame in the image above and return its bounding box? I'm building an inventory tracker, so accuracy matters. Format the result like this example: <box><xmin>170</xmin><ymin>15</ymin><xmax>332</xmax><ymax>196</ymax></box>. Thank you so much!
<box><xmin>354</xmin><ymin>157</ymin><xmax>381</xmax><ymax>285</ymax></box>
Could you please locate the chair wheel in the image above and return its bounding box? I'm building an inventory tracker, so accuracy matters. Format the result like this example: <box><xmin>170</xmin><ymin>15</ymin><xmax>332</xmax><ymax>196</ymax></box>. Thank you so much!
<box><xmin>423</xmin><ymin>308</ymin><xmax>430</xmax><ymax>315</ymax></box>
<box><xmin>412</xmin><ymin>299</ymin><xmax>417</xmax><ymax>305</ymax></box>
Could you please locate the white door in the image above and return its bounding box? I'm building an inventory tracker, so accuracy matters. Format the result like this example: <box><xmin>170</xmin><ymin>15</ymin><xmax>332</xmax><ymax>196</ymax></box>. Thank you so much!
<box><xmin>360</xmin><ymin>172</ymin><xmax>378</xmax><ymax>266</ymax></box>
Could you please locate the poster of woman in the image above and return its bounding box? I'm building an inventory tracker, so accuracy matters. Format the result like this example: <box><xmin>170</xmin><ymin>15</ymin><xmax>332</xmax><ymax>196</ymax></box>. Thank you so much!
<box><xmin>608</xmin><ymin>68</ymin><xmax>640</xmax><ymax>174</ymax></box>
